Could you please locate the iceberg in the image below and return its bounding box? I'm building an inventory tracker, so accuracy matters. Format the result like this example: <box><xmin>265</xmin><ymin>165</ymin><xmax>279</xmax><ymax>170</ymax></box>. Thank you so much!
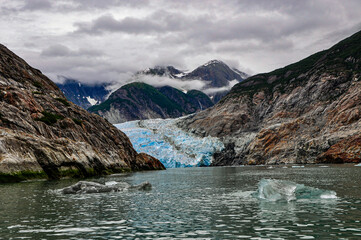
<box><xmin>59</xmin><ymin>181</ymin><xmax>151</xmax><ymax>194</ymax></box>
<box><xmin>115</xmin><ymin>118</ymin><xmax>224</xmax><ymax>168</ymax></box>
<box><xmin>254</xmin><ymin>179</ymin><xmax>337</xmax><ymax>202</ymax></box>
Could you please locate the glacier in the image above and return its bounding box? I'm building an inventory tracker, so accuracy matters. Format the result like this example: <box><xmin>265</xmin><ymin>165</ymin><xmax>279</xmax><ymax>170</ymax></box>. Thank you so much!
<box><xmin>115</xmin><ymin>118</ymin><xmax>224</xmax><ymax>168</ymax></box>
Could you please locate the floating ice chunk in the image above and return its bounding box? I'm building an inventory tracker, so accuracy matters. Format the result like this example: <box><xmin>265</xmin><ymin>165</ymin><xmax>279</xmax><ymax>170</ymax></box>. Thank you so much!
<box><xmin>292</xmin><ymin>165</ymin><xmax>305</xmax><ymax>168</ymax></box>
<box><xmin>355</xmin><ymin>163</ymin><xmax>361</xmax><ymax>167</ymax></box>
<box><xmin>253</xmin><ymin>179</ymin><xmax>337</xmax><ymax>202</ymax></box>
<box><xmin>105</xmin><ymin>181</ymin><xmax>118</xmax><ymax>186</ymax></box>
<box><xmin>59</xmin><ymin>181</ymin><xmax>151</xmax><ymax>194</ymax></box>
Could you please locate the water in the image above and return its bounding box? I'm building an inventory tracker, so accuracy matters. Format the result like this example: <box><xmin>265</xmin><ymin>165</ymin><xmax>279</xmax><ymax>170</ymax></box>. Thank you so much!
<box><xmin>1</xmin><ymin>165</ymin><xmax>361</xmax><ymax>239</ymax></box>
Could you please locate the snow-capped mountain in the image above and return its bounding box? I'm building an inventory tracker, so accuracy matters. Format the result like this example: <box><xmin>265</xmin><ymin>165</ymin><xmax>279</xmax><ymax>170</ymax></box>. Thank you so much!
<box><xmin>184</xmin><ymin>60</ymin><xmax>246</xmax><ymax>88</ymax></box>
<box><xmin>57</xmin><ymin>60</ymin><xmax>248</xmax><ymax>113</ymax></box>
<box><xmin>138</xmin><ymin>60</ymin><xmax>248</xmax><ymax>103</ymax></box>
<box><xmin>137</xmin><ymin>66</ymin><xmax>184</xmax><ymax>79</ymax></box>
<box><xmin>56</xmin><ymin>79</ymin><xmax>110</xmax><ymax>109</ymax></box>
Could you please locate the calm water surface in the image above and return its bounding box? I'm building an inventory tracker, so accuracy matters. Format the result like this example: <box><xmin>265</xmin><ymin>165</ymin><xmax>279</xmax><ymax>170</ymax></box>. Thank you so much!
<box><xmin>0</xmin><ymin>165</ymin><xmax>361</xmax><ymax>239</ymax></box>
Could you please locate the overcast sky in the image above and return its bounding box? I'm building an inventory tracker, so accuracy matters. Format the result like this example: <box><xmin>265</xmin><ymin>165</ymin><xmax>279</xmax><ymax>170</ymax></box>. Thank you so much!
<box><xmin>1</xmin><ymin>0</ymin><xmax>360</xmax><ymax>85</ymax></box>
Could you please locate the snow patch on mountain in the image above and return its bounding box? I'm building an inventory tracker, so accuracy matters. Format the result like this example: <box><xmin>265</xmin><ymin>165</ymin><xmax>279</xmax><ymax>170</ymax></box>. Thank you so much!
<box><xmin>86</xmin><ymin>96</ymin><xmax>98</xmax><ymax>106</ymax></box>
<box><xmin>203</xmin><ymin>59</ymin><xmax>224</xmax><ymax>66</ymax></box>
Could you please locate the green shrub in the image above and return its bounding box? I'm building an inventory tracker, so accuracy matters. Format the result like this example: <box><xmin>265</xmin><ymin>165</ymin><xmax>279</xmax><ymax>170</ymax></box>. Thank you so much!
<box><xmin>33</xmin><ymin>81</ymin><xmax>43</xmax><ymax>89</ymax></box>
<box><xmin>72</xmin><ymin>118</ymin><xmax>82</xmax><ymax>126</ymax></box>
<box><xmin>55</xmin><ymin>98</ymin><xmax>70</xmax><ymax>106</ymax></box>
<box><xmin>0</xmin><ymin>170</ymin><xmax>47</xmax><ymax>183</ymax></box>
<box><xmin>35</xmin><ymin>111</ymin><xmax>64</xmax><ymax>125</ymax></box>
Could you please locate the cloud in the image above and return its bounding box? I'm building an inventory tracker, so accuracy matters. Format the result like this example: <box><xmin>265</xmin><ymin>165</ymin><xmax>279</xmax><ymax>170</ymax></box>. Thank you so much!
<box><xmin>41</xmin><ymin>44</ymin><xmax>102</xmax><ymax>57</ymax></box>
<box><xmin>2</xmin><ymin>0</ymin><xmax>150</xmax><ymax>13</ymax></box>
<box><xmin>106</xmin><ymin>75</ymin><xmax>208</xmax><ymax>95</ymax></box>
<box><xmin>74</xmin><ymin>14</ymin><xmax>166</xmax><ymax>35</ymax></box>
<box><xmin>1</xmin><ymin>0</ymin><xmax>361</xmax><ymax>88</ymax></box>
<box><xmin>21</xmin><ymin>0</ymin><xmax>52</xmax><ymax>11</ymax></box>
<box><xmin>203</xmin><ymin>80</ymin><xmax>239</xmax><ymax>95</ymax></box>
<box><xmin>41</xmin><ymin>44</ymin><xmax>71</xmax><ymax>57</ymax></box>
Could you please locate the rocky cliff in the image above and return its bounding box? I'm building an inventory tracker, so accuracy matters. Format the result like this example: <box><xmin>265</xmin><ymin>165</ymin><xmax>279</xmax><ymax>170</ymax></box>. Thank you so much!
<box><xmin>179</xmin><ymin>30</ymin><xmax>361</xmax><ymax>165</ymax></box>
<box><xmin>0</xmin><ymin>44</ymin><xmax>164</xmax><ymax>183</ymax></box>
<box><xmin>88</xmin><ymin>82</ymin><xmax>213</xmax><ymax>124</ymax></box>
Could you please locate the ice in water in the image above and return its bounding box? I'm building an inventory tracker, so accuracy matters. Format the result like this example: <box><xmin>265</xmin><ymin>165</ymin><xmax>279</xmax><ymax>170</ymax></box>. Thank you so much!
<box><xmin>115</xmin><ymin>118</ymin><xmax>224</xmax><ymax>168</ymax></box>
<box><xmin>254</xmin><ymin>179</ymin><xmax>337</xmax><ymax>202</ymax></box>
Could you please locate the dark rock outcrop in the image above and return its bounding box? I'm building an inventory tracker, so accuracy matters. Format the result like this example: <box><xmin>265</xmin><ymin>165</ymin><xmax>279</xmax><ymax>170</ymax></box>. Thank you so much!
<box><xmin>0</xmin><ymin>44</ymin><xmax>165</xmax><ymax>183</ymax></box>
<box><xmin>179</xmin><ymin>30</ymin><xmax>361</xmax><ymax>165</ymax></box>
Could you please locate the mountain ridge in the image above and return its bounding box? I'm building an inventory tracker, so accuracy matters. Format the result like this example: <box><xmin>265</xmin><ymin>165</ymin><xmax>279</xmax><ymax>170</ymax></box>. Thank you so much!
<box><xmin>57</xmin><ymin>60</ymin><xmax>248</xmax><ymax>110</ymax></box>
<box><xmin>88</xmin><ymin>82</ymin><xmax>213</xmax><ymax>124</ymax></box>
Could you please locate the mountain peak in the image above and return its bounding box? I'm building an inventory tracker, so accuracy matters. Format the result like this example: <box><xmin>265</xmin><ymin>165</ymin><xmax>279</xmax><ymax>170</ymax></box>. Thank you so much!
<box><xmin>138</xmin><ymin>66</ymin><xmax>182</xmax><ymax>77</ymax></box>
<box><xmin>203</xmin><ymin>60</ymin><xmax>226</xmax><ymax>67</ymax></box>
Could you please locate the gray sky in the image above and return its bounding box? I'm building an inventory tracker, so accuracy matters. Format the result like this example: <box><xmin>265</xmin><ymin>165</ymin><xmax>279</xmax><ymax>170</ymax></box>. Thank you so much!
<box><xmin>1</xmin><ymin>0</ymin><xmax>360</xmax><ymax>85</ymax></box>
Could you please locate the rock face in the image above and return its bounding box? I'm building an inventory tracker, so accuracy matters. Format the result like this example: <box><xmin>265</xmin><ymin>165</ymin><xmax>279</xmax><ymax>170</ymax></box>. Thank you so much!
<box><xmin>88</xmin><ymin>82</ymin><xmax>213</xmax><ymax>124</ymax></box>
<box><xmin>0</xmin><ymin>44</ymin><xmax>165</xmax><ymax>182</ymax></box>
<box><xmin>179</xmin><ymin>30</ymin><xmax>361</xmax><ymax>165</ymax></box>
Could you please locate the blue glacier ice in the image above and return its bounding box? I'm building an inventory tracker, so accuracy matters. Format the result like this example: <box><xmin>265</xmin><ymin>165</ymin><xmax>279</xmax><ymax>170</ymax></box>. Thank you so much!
<box><xmin>115</xmin><ymin>118</ymin><xmax>224</xmax><ymax>168</ymax></box>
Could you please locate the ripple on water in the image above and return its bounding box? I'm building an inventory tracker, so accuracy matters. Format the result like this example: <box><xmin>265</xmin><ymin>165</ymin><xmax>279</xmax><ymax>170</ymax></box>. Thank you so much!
<box><xmin>1</xmin><ymin>166</ymin><xmax>361</xmax><ymax>239</ymax></box>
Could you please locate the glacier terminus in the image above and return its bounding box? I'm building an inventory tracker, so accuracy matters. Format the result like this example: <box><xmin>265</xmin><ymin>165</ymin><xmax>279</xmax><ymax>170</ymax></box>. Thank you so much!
<box><xmin>115</xmin><ymin>118</ymin><xmax>224</xmax><ymax>168</ymax></box>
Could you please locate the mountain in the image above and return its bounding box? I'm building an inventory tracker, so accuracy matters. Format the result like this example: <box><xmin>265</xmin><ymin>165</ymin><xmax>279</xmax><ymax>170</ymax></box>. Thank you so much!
<box><xmin>137</xmin><ymin>66</ymin><xmax>184</xmax><ymax>78</ymax></box>
<box><xmin>139</xmin><ymin>60</ymin><xmax>248</xmax><ymax>102</ymax></box>
<box><xmin>56</xmin><ymin>60</ymin><xmax>247</xmax><ymax>112</ymax></box>
<box><xmin>184</xmin><ymin>60</ymin><xmax>245</xmax><ymax>87</ymax></box>
<box><xmin>88</xmin><ymin>82</ymin><xmax>213</xmax><ymax>124</ymax></box>
<box><xmin>57</xmin><ymin>79</ymin><xmax>110</xmax><ymax>109</ymax></box>
<box><xmin>179</xmin><ymin>30</ymin><xmax>361</xmax><ymax>165</ymax></box>
<box><xmin>0</xmin><ymin>44</ymin><xmax>164</xmax><ymax>183</ymax></box>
